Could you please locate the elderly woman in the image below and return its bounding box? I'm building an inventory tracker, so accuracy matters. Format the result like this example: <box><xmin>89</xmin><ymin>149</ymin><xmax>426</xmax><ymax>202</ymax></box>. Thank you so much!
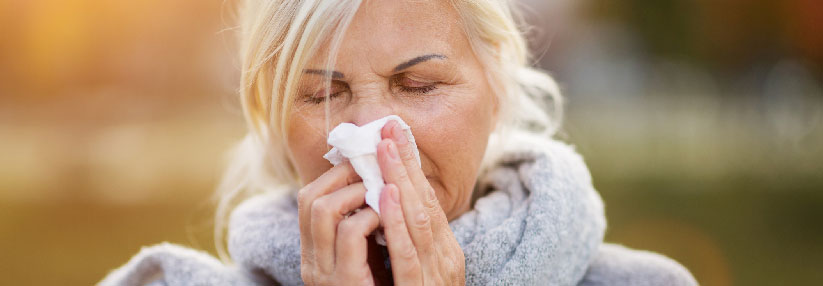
<box><xmin>101</xmin><ymin>0</ymin><xmax>696</xmax><ymax>285</ymax></box>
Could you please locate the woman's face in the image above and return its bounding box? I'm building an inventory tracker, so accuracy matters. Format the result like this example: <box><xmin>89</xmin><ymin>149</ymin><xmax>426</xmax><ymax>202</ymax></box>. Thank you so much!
<box><xmin>286</xmin><ymin>0</ymin><xmax>497</xmax><ymax>220</ymax></box>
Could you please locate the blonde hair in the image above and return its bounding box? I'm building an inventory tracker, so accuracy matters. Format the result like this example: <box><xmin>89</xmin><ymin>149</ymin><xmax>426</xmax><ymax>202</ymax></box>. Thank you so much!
<box><xmin>214</xmin><ymin>0</ymin><xmax>563</xmax><ymax>261</ymax></box>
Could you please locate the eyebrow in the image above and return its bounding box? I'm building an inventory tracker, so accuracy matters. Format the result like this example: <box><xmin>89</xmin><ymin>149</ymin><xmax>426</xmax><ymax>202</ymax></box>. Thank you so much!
<box><xmin>302</xmin><ymin>53</ymin><xmax>448</xmax><ymax>79</ymax></box>
<box><xmin>303</xmin><ymin>69</ymin><xmax>345</xmax><ymax>79</ymax></box>
<box><xmin>393</xmin><ymin>54</ymin><xmax>447</xmax><ymax>72</ymax></box>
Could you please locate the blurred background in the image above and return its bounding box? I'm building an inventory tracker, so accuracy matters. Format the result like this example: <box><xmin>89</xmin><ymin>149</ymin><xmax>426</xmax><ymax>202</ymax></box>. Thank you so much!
<box><xmin>0</xmin><ymin>0</ymin><xmax>820</xmax><ymax>285</ymax></box>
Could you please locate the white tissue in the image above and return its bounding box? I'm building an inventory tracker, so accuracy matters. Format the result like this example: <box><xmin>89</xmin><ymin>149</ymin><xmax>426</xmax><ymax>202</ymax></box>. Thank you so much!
<box><xmin>323</xmin><ymin>115</ymin><xmax>420</xmax><ymax>215</ymax></box>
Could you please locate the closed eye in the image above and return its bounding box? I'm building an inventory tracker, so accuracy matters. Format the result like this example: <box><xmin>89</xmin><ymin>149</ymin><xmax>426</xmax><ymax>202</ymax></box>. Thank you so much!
<box><xmin>302</xmin><ymin>81</ymin><xmax>349</xmax><ymax>104</ymax></box>
<box><xmin>398</xmin><ymin>85</ymin><xmax>436</xmax><ymax>94</ymax></box>
<box><xmin>392</xmin><ymin>74</ymin><xmax>438</xmax><ymax>95</ymax></box>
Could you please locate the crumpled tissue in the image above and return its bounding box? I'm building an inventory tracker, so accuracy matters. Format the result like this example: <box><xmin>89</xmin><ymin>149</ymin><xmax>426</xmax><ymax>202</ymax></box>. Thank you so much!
<box><xmin>323</xmin><ymin>115</ymin><xmax>420</xmax><ymax>215</ymax></box>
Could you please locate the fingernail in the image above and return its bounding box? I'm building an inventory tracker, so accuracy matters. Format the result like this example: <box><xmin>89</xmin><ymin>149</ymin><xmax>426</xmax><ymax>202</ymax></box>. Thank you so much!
<box><xmin>391</xmin><ymin>121</ymin><xmax>407</xmax><ymax>144</ymax></box>
<box><xmin>389</xmin><ymin>184</ymin><xmax>400</xmax><ymax>204</ymax></box>
<box><xmin>387</xmin><ymin>141</ymin><xmax>399</xmax><ymax>161</ymax></box>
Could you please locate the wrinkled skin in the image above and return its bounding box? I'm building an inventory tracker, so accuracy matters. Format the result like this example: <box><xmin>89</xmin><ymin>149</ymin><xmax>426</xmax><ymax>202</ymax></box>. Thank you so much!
<box><xmin>288</xmin><ymin>0</ymin><xmax>498</xmax><ymax>285</ymax></box>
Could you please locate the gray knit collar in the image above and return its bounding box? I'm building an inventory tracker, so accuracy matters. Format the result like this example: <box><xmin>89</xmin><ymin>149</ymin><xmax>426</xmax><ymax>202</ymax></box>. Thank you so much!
<box><xmin>228</xmin><ymin>133</ymin><xmax>606</xmax><ymax>285</ymax></box>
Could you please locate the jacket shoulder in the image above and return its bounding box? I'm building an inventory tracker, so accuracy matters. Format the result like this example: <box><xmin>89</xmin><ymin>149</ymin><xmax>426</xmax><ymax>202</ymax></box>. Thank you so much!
<box><xmin>578</xmin><ymin>243</ymin><xmax>698</xmax><ymax>286</ymax></box>
<box><xmin>98</xmin><ymin>242</ymin><xmax>261</xmax><ymax>286</ymax></box>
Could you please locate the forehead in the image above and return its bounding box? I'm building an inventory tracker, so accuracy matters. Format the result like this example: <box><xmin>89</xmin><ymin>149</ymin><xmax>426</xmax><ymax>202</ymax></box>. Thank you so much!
<box><xmin>323</xmin><ymin>0</ymin><xmax>470</xmax><ymax>71</ymax></box>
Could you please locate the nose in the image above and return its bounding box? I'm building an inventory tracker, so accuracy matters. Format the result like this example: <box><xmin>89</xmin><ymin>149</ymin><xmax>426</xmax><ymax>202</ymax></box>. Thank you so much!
<box><xmin>346</xmin><ymin>100</ymin><xmax>396</xmax><ymax>127</ymax></box>
<box><xmin>342</xmin><ymin>86</ymin><xmax>398</xmax><ymax>126</ymax></box>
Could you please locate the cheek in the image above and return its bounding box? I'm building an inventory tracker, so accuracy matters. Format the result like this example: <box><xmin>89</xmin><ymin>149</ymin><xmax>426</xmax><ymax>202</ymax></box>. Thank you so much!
<box><xmin>408</xmin><ymin>86</ymin><xmax>495</xmax><ymax>211</ymax></box>
<box><xmin>424</xmin><ymin>96</ymin><xmax>492</xmax><ymax>165</ymax></box>
<box><xmin>286</xmin><ymin>115</ymin><xmax>332</xmax><ymax>185</ymax></box>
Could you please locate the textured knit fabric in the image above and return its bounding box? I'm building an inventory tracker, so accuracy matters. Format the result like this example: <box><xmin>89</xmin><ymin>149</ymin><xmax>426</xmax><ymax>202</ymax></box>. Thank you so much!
<box><xmin>579</xmin><ymin>244</ymin><xmax>697</xmax><ymax>286</ymax></box>
<box><xmin>99</xmin><ymin>133</ymin><xmax>697</xmax><ymax>286</ymax></box>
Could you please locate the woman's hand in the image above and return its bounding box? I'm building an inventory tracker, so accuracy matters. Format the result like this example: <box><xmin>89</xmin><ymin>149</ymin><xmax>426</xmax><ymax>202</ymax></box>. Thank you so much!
<box><xmin>297</xmin><ymin>162</ymin><xmax>381</xmax><ymax>286</ymax></box>
<box><xmin>376</xmin><ymin>120</ymin><xmax>466</xmax><ymax>285</ymax></box>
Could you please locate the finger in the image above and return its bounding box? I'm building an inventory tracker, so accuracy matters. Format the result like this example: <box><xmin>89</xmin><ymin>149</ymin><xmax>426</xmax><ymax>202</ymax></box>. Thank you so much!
<box><xmin>381</xmin><ymin>120</ymin><xmax>437</xmax><ymax>205</ymax></box>
<box><xmin>379</xmin><ymin>184</ymin><xmax>423</xmax><ymax>285</ymax></box>
<box><xmin>378</xmin><ymin>139</ymin><xmax>437</xmax><ymax>251</ymax></box>
<box><xmin>310</xmin><ymin>182</ymin><xmax>368</xmax><ymax>277</ymax></box>
<box><xmin>382</xmin><ymin>121</ymin><xmax>444</xmax><ymax>227</ymax></box>
<box><xmin>298</xmin><ymin>162</ymin><xmax>360</xmax><ymax>248</ymax></box>
<box><xmin>296</xmin><ymin>162</ymin><xmax>360</xmax><ymax>283</ymax></box>
<box><xmin>335</xmin><ymin>208</ymin><xmax>380</xmax><ymax>285</ymax></box>
<box><xmin>378</xmin><ymin>139</ymin><xmax>442</xmax><ymax>282</ymax></box>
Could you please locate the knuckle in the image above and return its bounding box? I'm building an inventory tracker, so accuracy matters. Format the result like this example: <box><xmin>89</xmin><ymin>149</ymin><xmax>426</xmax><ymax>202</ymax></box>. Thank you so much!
<box><xmin>424</xmin><ymin>202</ymin><xmax>441</xmax><ymax>218</ymax></box>
<box><xmin>394</xmin><ymin>168</ymin><xmax>410</xmax><ymax>182</ymax></box>
<box><xmin>399</xmin><ymin>146</ymin><xmax>416</xmax><ymax>162</ymax></box>
<box><xmin>425</xmin><ymin>207</ymin><xmax>443</xmax><ymax>224</ymax></box>
<box><xmin>297</xmin><ymin>186</ymin><xmax>314</xmax><ymax>210</ymax></box>
<box><xmin>300</xmin><ymin>249</ymin><xmax>313</xmax><ymax>264</ymax></box>
<box><xmin>310</xmin><ymin>197</ymin><xmax>335</xmax><ymax>220</ymax></box>
<box><xmin>424</xmin><ymin>187</ymin><xmax>439</xmax><ymax>204</ymax></box>
<box><xmin>387</xmin><ymin>208</ymin><xmax>406</xmax><ymax>225</ymax></box>
<box><xmin>398</xmin><ymin>243</ymin><xmax>419</xmax><ymax>260</ymax></box>
<box><xmin>411</xmin><ymin>211</ymin><xmax>431</xmax><ymax>231</ymax></box>
<box><xmin>336</xmin><ymin>217</ymin><xmax>358</xmax><ymax>236</ymax></box>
